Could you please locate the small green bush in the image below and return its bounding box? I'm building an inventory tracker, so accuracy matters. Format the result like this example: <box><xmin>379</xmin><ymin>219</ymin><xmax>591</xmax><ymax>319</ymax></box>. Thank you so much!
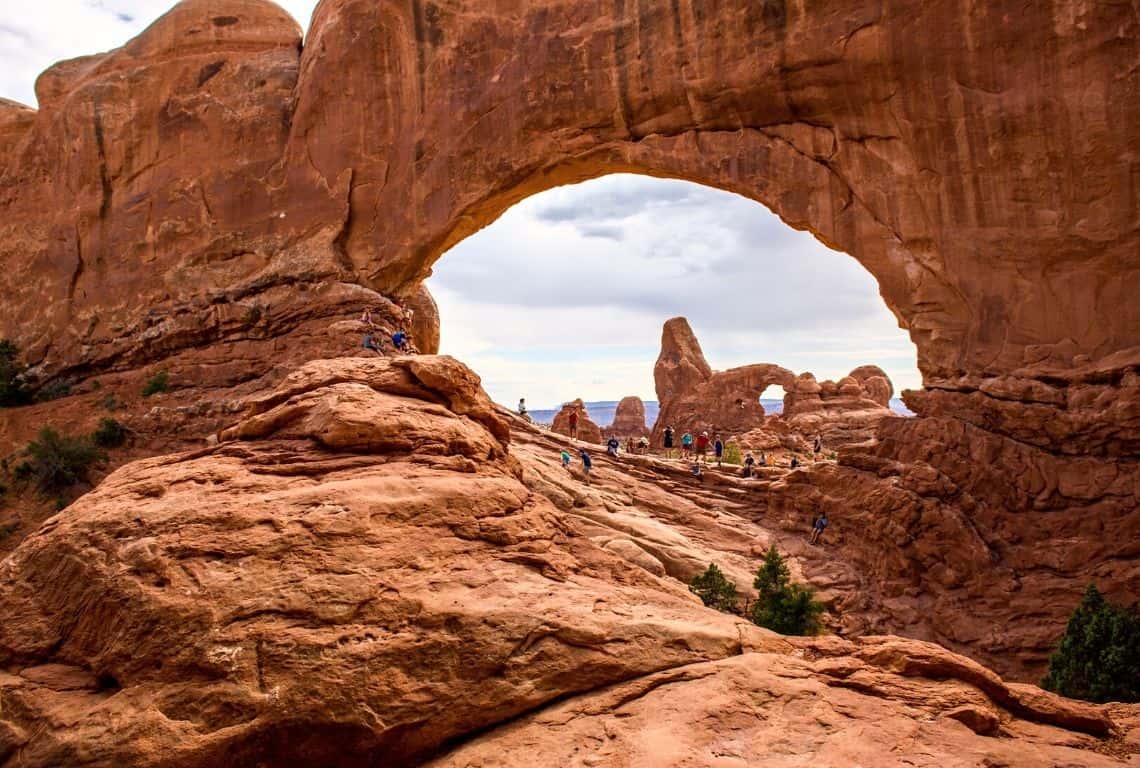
<box><xmin>142</xmin><ymin>371</ymin><xmax>169</xmax><ymax>397</ymax></box>
<box><xmin>35</xmin><ymin>379</ymin><xmax>72</xmax><ymax>402</ymax></box>
<box><xmin>750</xmin><ymin>544</ymin><xmax>825</xmax><ymax>636</ymax></box>
<box><xmin>0</xmin><ymin>521</ymin><xmax>19</xmax><ymax>541</ymax></box>
<box><xmin>21</xmin><ymin>427</ymin><xmax>104</xmax><ymax>495</ymax></box>
<box><xmin>0</xmin><ymin>340</ymin><xmax>31</xmax><ymax>407</ymax></box>
<box><xmin>101</xmin><ymin>394</ymin><xmax>119</xmax><ymax>411</ymax></box>
<box><xmin>1041</xmin><ymin>584</ymin><xmax>1139</xmax><ymax>703</ymax></box>
<box><xmin>689</xmin><ymin>563</ymin><xmax>738</xmax><ymax>612</ymax></box>
<box><xmin>721</xmin><ymin>443</ymin><xmax>742</xmax><ymax>465</ymax></box>
<box><xmin>92</xmin><ymin>417</ymin><xmax>128</xmax><ymax>448</ymax></box>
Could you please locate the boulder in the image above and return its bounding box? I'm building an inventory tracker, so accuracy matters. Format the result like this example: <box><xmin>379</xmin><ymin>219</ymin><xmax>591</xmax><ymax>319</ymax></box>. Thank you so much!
<box><xmin>609</xmin><ymin>396</ymin><xmax>648</xmax><ymax>437</ymax></box>
<box><xmin>550</xmin><ymin>399</ymin><xmax>603</xmax><ymax>444</ymax></box>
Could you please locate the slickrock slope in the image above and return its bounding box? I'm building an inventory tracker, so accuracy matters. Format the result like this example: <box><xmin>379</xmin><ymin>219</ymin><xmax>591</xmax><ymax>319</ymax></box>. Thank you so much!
<box><xmin>609</xmin><ymin>396</ymin><xmax>649</xmax><ymax>437</ymax></box>
<box><xmin>0</xmin><ymin>358</ymin><xmax>1133</xmax><ymax>767</ymax></box>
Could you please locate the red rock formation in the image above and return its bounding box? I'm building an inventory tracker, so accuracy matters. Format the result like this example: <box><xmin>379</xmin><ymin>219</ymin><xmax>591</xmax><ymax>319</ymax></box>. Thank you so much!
<box><xmin>550</xmin><ymin>398</ymin><xmax>603</xmax><ymax>444</ymax></box>
<box><xmin>784</xmin><ymin>368</ymin><xmax>898</xmax><ymax>447</ymax></box>
<box><xmin>652</xmin><ymin>318</ymin><xmax>796</xmax><ymax>442</ymax></box>
<box><xmin>609</xmin><ymin>396</ymin><xmax>648</xmax><ymax>437</ymax></box>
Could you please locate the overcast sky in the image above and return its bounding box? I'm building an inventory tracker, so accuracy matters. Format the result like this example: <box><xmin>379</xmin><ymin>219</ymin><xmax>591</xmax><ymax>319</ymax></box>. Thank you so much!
<box><xmin>3</xmin><ymin>1</ymin><xmax>921</xmax><ymax>408</ymax></box>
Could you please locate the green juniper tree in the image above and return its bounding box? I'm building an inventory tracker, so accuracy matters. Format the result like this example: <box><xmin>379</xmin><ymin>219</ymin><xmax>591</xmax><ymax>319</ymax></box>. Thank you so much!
<box><xmin>0</xmin><ymin>340</ymin><xmax>30</xmax><ymax>407</ymax></box>
<box><xmin>1042</xmin><ymin>584</ymin><xmax>1139</xmax><ymax>703</ymax></box>
<box><xmin>689</xmin><ymin>563</ymin><xmax>738</xmax><ymax>612</ymax></box>
<box><xmin>750</xmin><ymin>544</ymin><xmax>825</xmax><ymax>636</ymax></box>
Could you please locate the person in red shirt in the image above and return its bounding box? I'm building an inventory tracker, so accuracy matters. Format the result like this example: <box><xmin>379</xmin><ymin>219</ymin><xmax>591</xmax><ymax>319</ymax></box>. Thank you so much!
<box><xmin>695</xmin><ymin>431</ymin><xmax>710</xmax><ymax>463</ymax></box>
<box><xmin>568</xmin><ymin>409</ymin><xmax>579</xmax><ymax>439</ymax></box>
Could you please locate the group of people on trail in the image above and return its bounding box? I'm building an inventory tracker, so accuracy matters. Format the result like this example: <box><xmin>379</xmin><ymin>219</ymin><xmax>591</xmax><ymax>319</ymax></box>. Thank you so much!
<box><xmin>560</xmin><ymin>446</ymin><xmax>593</xmax><ymax>484</ymax></box>
<box><xmin>359</xmin><ymin>304</ymin><xmax>416</xmax><ymax>356</ymax></box>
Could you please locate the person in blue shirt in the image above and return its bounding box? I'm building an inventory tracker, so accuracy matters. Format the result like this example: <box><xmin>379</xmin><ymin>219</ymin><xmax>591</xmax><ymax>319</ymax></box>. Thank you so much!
<box><xmin>392</xmin><ymin>330</ymin><xmax>409</xmax><ymax>352</ymax></box>
<box><xmin>362</xmin><ymin>334</ymin><xmax>383</xmax><ymax>356</ymax></box>
<box><xmin>714</xmin><ymin>435</ymin><xmax>724</xmax><ymax>466</ymax></box>
<box><xmin>579</xmin><ymin>448</ymin><xmax>593</xmax><ymax>484</ymax></box>
<box><xmin>606</xmin><ymin>436</ymin><xmax>620</xmax><ymax>457</ymax></box>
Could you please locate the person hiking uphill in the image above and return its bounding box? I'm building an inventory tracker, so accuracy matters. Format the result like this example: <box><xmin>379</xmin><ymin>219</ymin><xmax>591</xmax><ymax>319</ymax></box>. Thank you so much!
<box><xmin>663</xmin><ymin>425</ymin><xmax>675</xmax><ymax>457</ymax></box>
<box><xmin>392</xmin><ymin>329</ymin><xmax>410</xmax><ymax>353</ymax></box>
<box><xmin>579</xmin><ymin>448</ymin><xmax>593</xmax><ymax>484</ymax></box>
<box><xmin>560</xmin><ymin>448</ymin><xmax>572</xmax><ymax>469</ymax></box>
<box><xmin>810</xmin><ymin>512</ymin><xmax>829</xmax><ymax>544</ymax></box>
<box><xmin>568</xmin><ymin>409</ymin><xmax>579</xmax><ymax>439</ymax></box>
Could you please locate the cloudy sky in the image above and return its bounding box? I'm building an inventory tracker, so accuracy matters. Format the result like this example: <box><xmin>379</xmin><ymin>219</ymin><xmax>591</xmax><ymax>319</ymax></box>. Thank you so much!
<box><xmin>3</xmin><ymin>1</ymin><xmax>921</xmax><ymax>409</ymax></box>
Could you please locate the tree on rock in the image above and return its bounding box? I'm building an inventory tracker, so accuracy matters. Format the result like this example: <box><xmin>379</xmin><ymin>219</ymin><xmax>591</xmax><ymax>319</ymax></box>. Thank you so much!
<box><xmin>0</xmin><ymin>340</ymin><xmax>30</xmax><ymax>407</ymax></box>
<box><xmin>689</xmin><ymin>563</ymin><xmax>738</xmax><ymax>612</ymax></box>
<box><xmin>750</xmin><ymin>544</ymin><xmax>824</xmax><ymax>636</ymax></box>
<box><xmin>1042</xmin><ymin>584</ymin><xmax>1140</xmax><ymax>703</ymax></box>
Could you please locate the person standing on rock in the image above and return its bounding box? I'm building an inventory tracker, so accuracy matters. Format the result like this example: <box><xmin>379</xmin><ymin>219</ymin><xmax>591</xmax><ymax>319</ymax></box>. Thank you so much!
<box><xmin>518</xmin><ymin>398</ymin><xmax>529</xmax><ymax>420</ymax></box>
<box><xmin>810</xmin><ymin>512</ymin><xmax>829</xmax><ymax>545</ymax></box>
<box><xmin>626</xmin><ymin>436</ymin><xmax>635</xmax><ymax>454</ymax></box>
<box><xmin>579</xmin><ymin>448</ymin><xmax>592</xmax><ymax>484</ymax></box>
<box><xmin>568</xmin><ymin>409</ymin><xmax>579</xmax><ymax>439</ymax></box>
<box><xmin>814</xmin><ymin>435</ymin><xmax>823</xmax><ymax>457</ymax></box>
<box><xmin>695</xmin><ymin>431</ymin><xmax>710</xmax><ymax>464</ymax></box>
<box><xmin>714</xmin><ymin>435</ymin><xmax>724</xmax><ymax>467</ymax></box>
<box><xmin>560</xmin><ymin>448</ymin><xmax>572</xmax><ymax>469</ymax></box>
<box><xmin>663</xmin><ymin>425</ymin><xmax>675</xmax><ymax>457</ymax></box>
<box><xmin>681</xmin><ymin>431</ymin><xmax>693</xmax><ymax>458</ymax></box>
<box><xmin>790</xmin><ymin>455</ymin><xmax>800</xmax><ymax>469</ymax></box>
<box><xmin>360</xmin><ymin>307</ymin><xmax>375</xmax><ymax>327</ymax></box>
<box><xmin>743</xmin><ymin>452</ymin><xmax>756</xmax><ymax>478</ymax></box>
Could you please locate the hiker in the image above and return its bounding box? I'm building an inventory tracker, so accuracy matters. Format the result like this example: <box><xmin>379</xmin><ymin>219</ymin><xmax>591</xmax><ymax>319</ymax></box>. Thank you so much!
<box><xmin>392</xmin><ymin>329</ymin><xmax>410</xmax><ymax>353</ymax></box>
<box><xmin>560</xmin><ymin>448</ymin><xmax>572</xmax><ymax>469</ymax></box>
<box><xmin>607</xmin><ymin>435</ymin><xmax>621</xmax><ymax>457</ymax></box>
<box><xmin>790</xmin><ymin>455</ymin><xmax>800</xmax><ymax>469</ymax></box>
<box><xmin>810</xmin><ymin>512</ymin><xmax>829</xmax><ymax>544</ymax></box>
<box><xmin>579</xmin><ymin>448</ymin><xmax>593</xmax><ymax>483</ymax></box>
<box><xmin>663</xmin><ymin>425</ymin><xmax>675</xmax><ymax>457</ymax></box>
<box><xmin>518</xmin><ymin>398</ymin><xmax>527</xmax><ymax>416</ymax></box>
<box><xmin>681</xmin><ymin>431</ymin><xmax>693</xmax><ymax>458</ymax></box>
<box><xmin>695</xmin><ymin>431</ymin><xmax>710</xmax><ymax>463</ymax></box>
<box><xmin>637</xmin><ymin>435</ymin><xmax>650</xmax><ymax>454</ymax></box>
<box><xmin>743</xmin><ymin>452</ymin><xmax>756</xmax><ymax>478</ymax></box>
<box><xmin>813</xmin><ymin>436</ymin><xmax>822</xmax><ymax>456</ymax></box>
<box><xmin>360</xmin><ymin>308</ymin><xmax>375</xmax><ymax>327</ymax></box>
<box><xmin>568</xmin><ymin>409</ymin><xmax>580</xmax><ymax>439</ymax></box>
<box><xmin>626</xmin><ymin>436</ymin><xmax>635</xmax><ymax>454</ymax></box>
<box><xmin>713</xmin><ymin>435</ymin><xmax>724</xmax><ymax>467</ymax></box>
<box><xmin>362</xmin><ymin>333</ymin><xmax>384</xmax><ymax>356</ymax></box>
<box><xmin>759</xmin><ymin>452</ymin><xmax>767</xmax><ymax>467</ymax></box>
<box><xmin>690</xmin><ymin>462</ymin><xmax>704</xmax><ymax>482</ymax></box>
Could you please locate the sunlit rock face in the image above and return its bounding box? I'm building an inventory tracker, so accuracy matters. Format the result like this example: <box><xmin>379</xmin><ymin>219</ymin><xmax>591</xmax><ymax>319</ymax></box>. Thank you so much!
<box><xmin>0</xmin><ymin>1</ymin><xmax>1136</xmax><ymax>764</ymax></box>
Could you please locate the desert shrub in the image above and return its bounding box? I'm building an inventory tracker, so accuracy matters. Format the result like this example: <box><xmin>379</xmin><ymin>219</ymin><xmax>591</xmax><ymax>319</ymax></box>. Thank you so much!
<box><xmin>142</xmin><ymin>371</ymin><xmax>169</xmax><ymax>397</ymax></box>
<box><xmin>101</xmin><ymin>394</ymin><xmax>120</xmax><ymax>411</ymax></box>
<box><xmin>0</xmin><ymin>521</ymin><xmax>18</xmax><ymax>541</ymax></box>
<box><xmin>722</xmin><ymin>443</ymin><xmax>742</xmax><ymax>465</ymax></box>
<box><xmin>35</xmin><ymin>379</ymin><xmax>72</xmax><ymax>402</ymax></box>
<box><xmin>21</xmin><ymin>427</ymin><xmax>103</xmax><ymax>495</ymax></box>
<box><xmin>689</xmin><ymin>563</ymin><xmax>738</xmax><ymax>612</ymax></box>
<box><xmin>91</xmin><ymin>417</ymin><xmax>128</xmax><ymax>448</ymax></box>
<box><xmin>1041</xmin><ymin>584</ymin><xmax>1139</xmax><ymax>703</ymax></box>
<box><xmin>750</xmin><ymin>544</ymin><xmax>825</xmax><ymax>636</ymax></box>
<box><xmin>0</xmin><ymin>340</ymin><xmax>31</xmax><ymax>407</ymax></box>
<box><xmin>243</xmin><ymin>304</ymin><xmax>263</xmax><ymax>325</ymax></box>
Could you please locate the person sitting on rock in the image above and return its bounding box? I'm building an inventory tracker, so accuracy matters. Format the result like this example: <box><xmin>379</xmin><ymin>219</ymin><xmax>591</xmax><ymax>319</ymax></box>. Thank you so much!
<box><xmin>607</xmin><ymin>435</ymin><xmax>621</xmax><ymax>457</ymax></box>
<box><xmin>681</xmin><ymin>431</ymin><xmax>693</xmax><ymax>457</ymax></box>
<box><xmin>568</xmin><ymin>409</ymin><xmax>579</xmax><ymax>439</ymax></box>
<box><xmin>392</xmin><ymin>329</ymin><xmax>410</xmax><ymax>353</ymax></box>
<box><xmin>663</xmin><ymin>425</ymin><xmax>675</xmax><ymax>457</ymax></box>
<box><xmin>743</xmin><ymin>452</ymin><xmax>756</xmax><ymax>478</ymax></box>
<box><xmin>713</xmin><ymin>435</ymin><xmax>724</xmax><ymax>466</ymax></box>
<box><xmin>518</xmin><ymin>397</ymin><xmax>529</xmax><ymax>420</ymax></box>
<box><xmin>362</xmin><ymin>333</ymin><xmax>384</xmax><ymax>356</ymax></box>
<box><xmin>810</xmin><ymin>512</ymin><xmax>829</xmax><ymax>544</ymax></box>
<box><xmin>637</xmin><ymin>435</ymin><xmax>650</xmax><ymax>454</ymax></box>
<box><xmin>360</xmin><ymin>307</ymin><xmax>375</xmax><ymax>327</ymax></box>
<box><xmin>579</xmin><ymin>448</ymin><xmax>592</xmax><ymax>483</ymax></box>
<box><xmin>690</xmin><ymin>462</ymin><xmax>703</xmax><ymax>482</ymax></box>
<box><xmin>560</xmin><ymin>448</ymin><xmax>572</xmax><ymax>469</ymax></box>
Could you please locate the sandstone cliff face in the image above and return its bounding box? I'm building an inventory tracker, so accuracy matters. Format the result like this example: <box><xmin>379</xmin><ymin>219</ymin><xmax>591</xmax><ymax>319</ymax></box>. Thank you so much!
<box><xmin>0</xmin><ymin>358</ymin><xmax>1133</xmax><ymax>767</ymax></box>
<box><xmin>609</xmin><ymin>395</ymin><xmax>648</xmax><ymax>437</ymax></box>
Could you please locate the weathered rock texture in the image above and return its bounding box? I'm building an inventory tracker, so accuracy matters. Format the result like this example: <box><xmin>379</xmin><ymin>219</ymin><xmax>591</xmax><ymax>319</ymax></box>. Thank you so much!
<box><xmin>550</xmin><ymin>398</ymin><xmax>603</xmax><ymax>444</ymax></box>
<box><xmin>609</xmin><ymin>395</ymin><xmax>648</xmax><ymax>437</ymax></box>
<box><xmin>0</xmin><ymin>0</ymin><xmax>1135</xmax><ymax>726</ymax></box>
<box><xmin>652</xmin><ymin>317</ymin><xmax>893</xmax><ymax>447</ymax></box>
<box><xmin>0</xmin><ymin>358</ymin><xmax>1134</xmax><ymax>767</ymax></box>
